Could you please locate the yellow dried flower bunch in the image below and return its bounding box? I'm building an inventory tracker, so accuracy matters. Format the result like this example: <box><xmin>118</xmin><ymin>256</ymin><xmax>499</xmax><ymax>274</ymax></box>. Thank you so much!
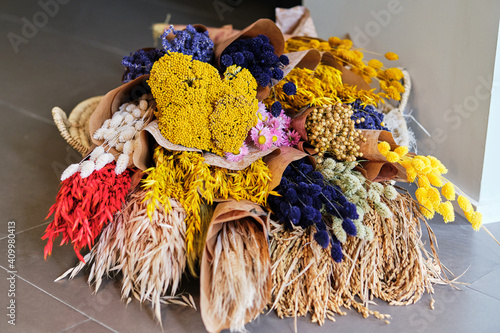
<box><xmin>148</xmin><ymin>52</ymin><xmax>258</xmax><ymax>156</ymax></box>
<box><xmin>266</xmin><ymin>63</ymin><xmax>381</xmax><ymax>111</ymax></box>
<box><xmin>285</xmin><ymin>37</ymin><xmax>404</xmax><ymax>102</ymax></box>
<box><xmin>378</xmin><ymin>141</ymin><xmax>482</xmax><ymax>230</ymax></box>
<box><xmin>142</xmin><ymin>147</ymin><xmax>276</xmax><ymax>271</ymax></box>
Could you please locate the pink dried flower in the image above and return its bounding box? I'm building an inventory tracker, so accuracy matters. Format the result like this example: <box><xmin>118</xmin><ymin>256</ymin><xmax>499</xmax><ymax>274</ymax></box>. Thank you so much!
<box><xmin>225</xmin><ymin>142</ymin><xmax>249</xmax><ymax>162</ymax></box>
<box><xmin>250</xmin><ymin>126</ymin><xmax>273</xmax><ymax>150</ymax></box>
<box><xmin>284</xmin><ymin>129</ymin><xmax>301</xmax><ymax>146</ymax></box>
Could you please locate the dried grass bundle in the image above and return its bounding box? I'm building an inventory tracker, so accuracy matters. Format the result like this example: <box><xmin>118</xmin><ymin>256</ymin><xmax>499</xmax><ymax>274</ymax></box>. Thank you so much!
<box><xmin>269</xmin><ymin>222</ymin><xmax>332</xmax><ymax>326</ymax></box>
<box><xmin>269</xmin><ymin>191</ymin><xmax>448</xmax><ymax>325</ymax></box>
<box><xmin>56</xmin><ymin>189</ymin><xmax>190</xmax><ymax>323</ymax></box>
<box><xmin>206</xmin><ymin>219</ymin><xmax>271</xmax><ymax>332</ymax></box>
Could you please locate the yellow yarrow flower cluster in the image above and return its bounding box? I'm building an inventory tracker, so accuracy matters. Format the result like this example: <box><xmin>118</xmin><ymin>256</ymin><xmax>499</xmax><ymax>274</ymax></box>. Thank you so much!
<box><xmin>142</xmin><ymin>147</ymin><xmax>276</xmax><ymax>272</ymax></box>
<box><xmin>148</xmin><ymin>52</ymin><xmax>258</xmax><ymax>156</ymax></box>
<box><xmin>378</xmin><ymin>141</ymin><xmax>482</xmax><ymax>229</ymax></box>
<box><xmin>284</xmin><ymin>37</ymin><xmax>404</xmax><ymax>103</ymax></box>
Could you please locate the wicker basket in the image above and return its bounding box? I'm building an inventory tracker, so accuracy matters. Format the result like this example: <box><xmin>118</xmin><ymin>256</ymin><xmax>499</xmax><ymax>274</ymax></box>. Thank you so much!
<box><xmin>52</xmin><ymin>96</ymin><xmax>103</xmax><ymax>156</ymax></box>
<box><xmin>380</xmin><ymin>69</ymin><xmax>412</xmax><ymax>148</ymax></box>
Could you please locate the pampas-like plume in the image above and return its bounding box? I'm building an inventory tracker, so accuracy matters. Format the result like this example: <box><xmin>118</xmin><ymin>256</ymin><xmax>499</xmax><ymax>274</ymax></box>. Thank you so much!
<box><xmin>56</xmin><ymin>189</ymin><xmax>190</xmax><ymax>324</ymax></box>
<box><xmin>207</xmin><ymin>220</ymin><xmax>271</xmax><ymax>332</ymax></box>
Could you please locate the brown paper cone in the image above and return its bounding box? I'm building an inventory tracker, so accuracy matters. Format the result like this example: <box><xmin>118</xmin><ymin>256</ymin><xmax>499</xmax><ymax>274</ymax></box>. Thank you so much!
<box><xmin>200</xmin><ymin>200</ymin><xmax>270</xmax><ymax>333</ymax></box>
<box><xmin>88</xmin><ymin>75</ymin><xmax>153</xmax><ymax>170</ymax></box>
<box><xmin>281</xmin><ymin>49</ymin><xmax>321</xmax><ymax>79</ymax></box>
<box><xmin>263</xmin><ymin>146</ymin><xmax>315</xmax><ymax>190</ymax></box>
<box><xmin>290</xmin><ymin>106</ymin><xmax>313</xmax><ymax>141</ymax></box>
<box><xmin>356</xmin><ymin>129</ymin><xmax>407</xmax><ymax>182</ymax></box>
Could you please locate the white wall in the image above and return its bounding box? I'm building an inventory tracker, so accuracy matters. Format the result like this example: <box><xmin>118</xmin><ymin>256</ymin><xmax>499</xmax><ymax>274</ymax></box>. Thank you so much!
<box><xmin>304</xmin><ymin>0</ymin><xmax>500</xmax><ymax>223</ymax></box>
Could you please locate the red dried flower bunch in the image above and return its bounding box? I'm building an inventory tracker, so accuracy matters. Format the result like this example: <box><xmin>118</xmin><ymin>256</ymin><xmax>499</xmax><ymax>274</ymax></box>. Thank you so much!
<box><xmin>42</xmin><ymin>162</ymin><xmax>132</xmax><ymax>261</ymax></box>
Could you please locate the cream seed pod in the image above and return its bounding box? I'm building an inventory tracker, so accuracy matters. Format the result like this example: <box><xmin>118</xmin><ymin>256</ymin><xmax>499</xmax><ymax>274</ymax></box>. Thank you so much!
<box><xmin>60</xmin><ymin>163</ymin><xmax>80</xmax><ymax>181</ymax></box>
<box><xmin>126</xmin><ymin>103</ymin><xmax>135</xmax><ymax>112</ymax></box>
<box><xmin>132</xmin><ymin>107</ymin><xmax>142</xmax><ymax>118</ymax></box>
<box><xmin>110</xmin><ymin>114</ymin><xmax>124</xmax><ymax>128</ymax></box>
<box><xmin>115</xmin><ymin>142</ymin><xmax>124</xmax><ymax>152</ymax></box>
<box><xmin>108</xmin><ymin>136</ymin><xmax>120</xmax><ymax>148</ymax></box>
<box><xmin>139</xmin><ymin>99</ymin><xmax>148</xmax><ymax>111</ymax></box>
<box><xmin>124</xmin><ymin>113</ymin><xmax>135</xmax><ymax>124</ymax></box>
<box><xmin>103</xmin><ymin>128</ymin><xmax>117</xmax><ymax>141</ymax></box>
<box><xmin>102</xmin><ymin>119</ymin><xmax>111</xmax><ymax>129</ymax></box>
<box><xmin>123</xmin><ymin>140</ymin><xmax>134</xmax><ymax>155</ymax></box>
<box><xmin>115</xmin><ymin>154</ymin><xmax>129</xmax><ymax>175</ymax></box>
<box><xmin>93</xmin><ymin>128</ymin><xmax>106</xmax><ymax>140</ymax></box>
<box><xmin>80</xmin><ymin>160</ymin><xmax>95</xmax><ymax>178</ymax></box>
<box><xmin>119</xmin><ymin>126</ymin><xmax>135</xmax><ymax>142</ymax></box>
<box><xmin>90</xmin><ymin>146</ymin><xmax>105</xmax><ymax>161</ymax></box>
<box><xmin>95</xmin><ymin>152</ymin><xmax>115</xmax><ymax>170</ymax></box>
<box><xmin>134</xmin><ymin>119</ymin><xmax>144</xmax><ymax>131</ymax></box>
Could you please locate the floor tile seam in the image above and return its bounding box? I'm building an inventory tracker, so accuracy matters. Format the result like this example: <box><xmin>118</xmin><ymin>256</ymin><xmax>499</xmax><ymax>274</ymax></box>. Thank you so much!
<box><xmin>464</xmin><ymin>285</ymin><xmax>500</xmax><ymax>302</ymax></box>
<box><xmin>57</xmin><ymin>318</ymin><xmax>92</xmax><ymax>333</ymax></box>
<box><xmin>465</xmin><ymin>265</ymin><xmax>500</xmax><ymax>284</ymax></box>
<box><xmin>1</xmin><ymin>13</ymin><xmax>127</xmax><ymax>56</ymax></box>
<box><xmin>0</xmin><ymin>99</ymin><xmax>55</xmax><ymax>126</ymax></box>
<box><xmin>0</xmin><ymin>221</ymin><xmax>50</xmax><ymax>241</ymax></box>
<box><xmin>0</xmin><ymin>264</ymin><xmax>120</xmax><ymax>333</ymax></box>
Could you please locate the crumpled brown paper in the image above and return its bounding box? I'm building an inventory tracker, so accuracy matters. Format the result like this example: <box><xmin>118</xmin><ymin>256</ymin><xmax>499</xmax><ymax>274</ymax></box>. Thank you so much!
<box><xmin>275</xmin><ymin>6</ymin><xmax>318</xmax><ymax>39</ymax></box>
<box><xmin>200</xmin><ymin>200</ymin><xmax>271</xmax><ymax>333</ymax></box>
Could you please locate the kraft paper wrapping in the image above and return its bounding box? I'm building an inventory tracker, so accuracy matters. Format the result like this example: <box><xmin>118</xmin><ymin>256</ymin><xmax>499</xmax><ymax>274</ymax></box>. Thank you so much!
<box><xmin>356</xmin><ymin>130</ymin><xmax>407</xmax><ymax>182</ymax></box>
<box><xmin>143</xmin><ymin>121</ymin><xmax>278</xmax><ymax>171</ymax></box>
<box><xmin>263</xmin><ymin>146</ymin><xmax>314</xmax><ymax>190</ymax></box>
<box><xmin>200</xmin><ymin>200</ymin><xmax>271</xmax><ymax>333</ymax></box>
<box><xmin>214</xmin><ymin>18</ymin><xmax>285</xmax><ymax>100</ymax></box>
<box><xmin>281</xmin><ymin>49</ymin><xmax>321</xmax><ymax>79</ymax></box>
<box><xmin>88</xmin><ymin>75</ymin><xmax>153</xmax><ymax>170</ymax></box>
<box><xmin>275</xmin><ymin>6</ymin><xmax>318</xmax><ymax>39</ymax></box>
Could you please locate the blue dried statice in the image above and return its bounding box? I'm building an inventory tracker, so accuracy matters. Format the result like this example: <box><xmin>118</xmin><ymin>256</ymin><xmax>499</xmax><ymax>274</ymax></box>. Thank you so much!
<box><xmin>220</xmin><ymin>34</ymin><xmax>289</xmax><ymax>87</ymax></box>
<box><xmin>161</xmin><ymin>25</ymin><xmax>214</xmax><ymax>63</ymax></box>
<box><xmin>122</xmin><ymin>48</ymin><xmax>165</xmax><ymax>83</ymax></box>
<box><xmin>350</xmin><ymin>99</ymin><xmax>389</xmax><ymax>131</ymax></box>
<box><xmin>268</xmin><ymin>157</ymin><xmax>359</xmax><ymax>261</ymax></box>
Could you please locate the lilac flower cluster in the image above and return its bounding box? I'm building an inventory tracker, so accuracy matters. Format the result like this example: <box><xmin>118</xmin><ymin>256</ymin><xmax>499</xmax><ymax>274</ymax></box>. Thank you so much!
<box><xmin>220</xmin><ymin>35</ymin><xmax>289</xmax><ymax>87</ymax></box>
<box><xmin>161</xmin><ymin>25</ymin><xmax>214</xmax><ymax>63</ymax></box>
<box><xmin>268</xmin><ymin>158</ymin><xmax>359</xmax><ymax>262</ymax></box>
<box><xmin>349</xmin><ymin>100</ymin><xmax>389</xmax><ymax>131</ymax></box>
<box><xmin>121</xmin><ymin>48</ymin><xmax>165</xmax><ymax>83</ymax></box>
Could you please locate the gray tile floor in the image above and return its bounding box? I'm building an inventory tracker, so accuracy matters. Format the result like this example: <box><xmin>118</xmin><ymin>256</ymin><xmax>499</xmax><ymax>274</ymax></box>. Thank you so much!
<box><xmin>1</xmin><ymin>1</ymin><xmax>499</xmax><ymax>332</ymax></box>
